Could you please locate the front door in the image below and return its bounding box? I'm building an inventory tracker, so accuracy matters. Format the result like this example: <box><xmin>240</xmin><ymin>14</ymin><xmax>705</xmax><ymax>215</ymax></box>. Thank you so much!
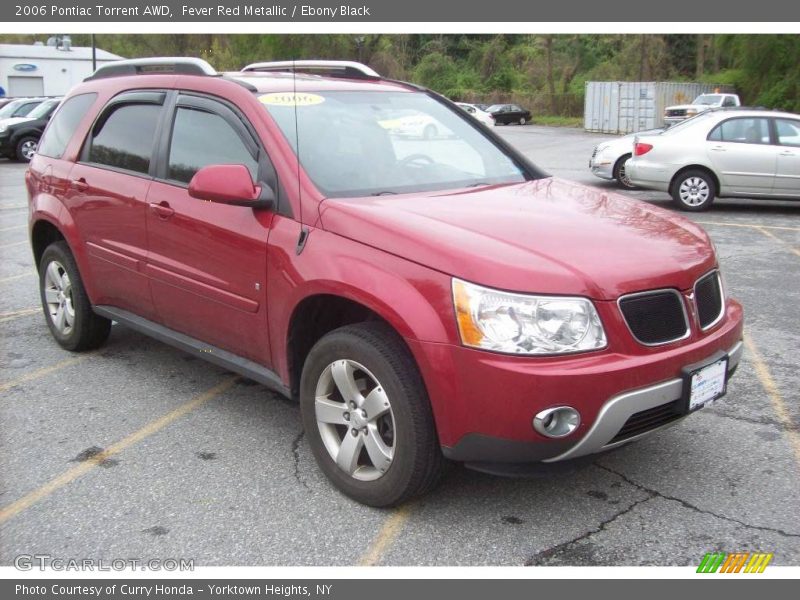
<box><xmin>145</xmin><ymin>93</ymin><xmax>273</xmax><ymax>364</ymax></box>
<box><xmin>706</xmin><ymin>116</ymin><xmax>776</xmax><ymax>196</ymax></box>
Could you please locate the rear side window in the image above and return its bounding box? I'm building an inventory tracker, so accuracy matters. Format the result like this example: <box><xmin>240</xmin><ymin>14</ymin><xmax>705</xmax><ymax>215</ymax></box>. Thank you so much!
<box><xmin>87</xmin><ymin>104</ymin><xmax>160</xmax><ymax>174</ymax></box>
<box><xmin>708</xmin><ymin>118</ymin><xmax>770</xmax><ymax>144</ymax></box>
<box><xmin>38</xmin><ymin>93</ymin><xmax>97</xmax><ymax>159</ymax></box>
<box><xmin>167</xmin><ymin>107</ymin><xmax>258</xmax><ymax>184</ymax></box>
<box><xmin>775</xmin><ymin>119</ymin><xmax>800</xmax><ymax>147</ymax></box>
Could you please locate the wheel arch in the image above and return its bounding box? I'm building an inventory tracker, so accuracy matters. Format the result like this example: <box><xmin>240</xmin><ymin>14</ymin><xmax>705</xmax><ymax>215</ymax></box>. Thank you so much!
<box><xmin>668</xmin><ymin>164</ymin><xmax>721</xmax><ymax>197</ymax></box>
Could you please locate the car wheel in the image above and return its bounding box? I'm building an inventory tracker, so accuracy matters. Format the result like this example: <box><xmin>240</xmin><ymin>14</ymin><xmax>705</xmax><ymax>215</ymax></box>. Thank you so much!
<box><xmin>613</xmin><ymin>154</ymin><xmax>637</xmax><ymax>190</ymax></box>
<box><xmin>39</xmin><ymin>241</ymin><xmax>111</xmax><ymax>351</ymax></box>
<box><xmin>15</xmin><ymin>136</ymin><xmax>38</xmax><ymax>162</ymax></box>
<box><xmin>300</xmin><ymin>322</ymin><xmax>443</xmax><ymax>507</ymax></box>
<box><xmin>671</xmin><ymin>169</ymin><xmax>716</xmax><ymax>211</ymax></box>
<box><xmin>518</xmin><ymin>117</ymin><xmax>527</xmax><ymax>125</ymax></box>
<box><xmin>422</xmin><ymin>124</ymin><xmax>437</xmax><ymax>139</ymax></box>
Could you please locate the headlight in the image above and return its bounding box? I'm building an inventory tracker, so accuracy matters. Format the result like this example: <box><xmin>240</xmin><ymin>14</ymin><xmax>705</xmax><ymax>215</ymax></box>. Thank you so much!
<box><xmin>686</xmin><ymin>108</ymin><xmax>698</xmax><ymax>116</ymax></box>
<box><xmin>452</xmin><ymin>278</ymin><xmax>607</xmax><ymax>355</ymax></box>
<box><xmin>0</xmin><ymin>124</ymin><xmax>7</xmax><ymax>133</ymax></box>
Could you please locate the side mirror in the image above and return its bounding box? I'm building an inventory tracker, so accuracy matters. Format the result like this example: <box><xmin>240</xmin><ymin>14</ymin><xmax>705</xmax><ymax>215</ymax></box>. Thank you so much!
<box><xmin>188</xmin><ymin>164</ymin><xmax>274</xmax><ymax>209</ymax></box>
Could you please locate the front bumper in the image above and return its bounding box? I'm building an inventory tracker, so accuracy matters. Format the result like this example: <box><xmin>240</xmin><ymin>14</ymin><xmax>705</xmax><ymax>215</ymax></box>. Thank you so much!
<box><xmin>589</xmin><ymin>148</ymin><xmax>615</xmax><ymax>181</ymax></box>
<box><xmin>407</xmin><ymin>299</ymin><xmax>743</xmax><ymax>466</ymax></box>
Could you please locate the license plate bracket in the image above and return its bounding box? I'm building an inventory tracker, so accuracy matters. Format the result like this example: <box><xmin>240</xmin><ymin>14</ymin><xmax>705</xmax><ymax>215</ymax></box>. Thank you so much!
<box><xmin>681</xmin><ymin>352</ymin><xmax>729</xmax><ymax>414</ymax></box>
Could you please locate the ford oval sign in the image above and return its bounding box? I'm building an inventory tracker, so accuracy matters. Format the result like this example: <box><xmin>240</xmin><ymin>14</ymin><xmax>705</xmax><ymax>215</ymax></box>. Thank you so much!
<box><xmin>13</xmin><ymin>63</ymin><xmax>37</xmax><ymax>72</ymax></box>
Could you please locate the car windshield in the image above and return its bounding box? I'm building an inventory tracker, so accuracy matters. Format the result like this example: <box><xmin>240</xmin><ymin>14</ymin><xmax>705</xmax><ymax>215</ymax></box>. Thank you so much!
<box><xmin>261</xmin><ymin>90</ymin><xmax>527</xmax><ymax>197</ymax></box>
<box><xmin>486</xmin><ymin>104</ymin><xmax>503</xmax><ymax>112</ymax></box>
<box><xmin>0</xmin><ymin>100</ymin><xmax>25</xmax><ymax>119</ymax></box>
<box><xmin>27</xmin><ymin>99</ymin><xmax>59</xmax><ymax>119</ymax></box>
<box><xmin>662</xmin><ymin>110</ymin><xmax>716</xmax><ymax>134</ymax></box>
<box><xmin>693</xmin><ymin>94</ymin><xmax>722</xmax><ymax>105</ymax></box>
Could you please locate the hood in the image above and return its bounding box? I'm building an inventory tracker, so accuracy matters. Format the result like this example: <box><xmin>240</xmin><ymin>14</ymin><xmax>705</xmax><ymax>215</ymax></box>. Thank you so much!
<box><xmin>0</xmin><ymin>116</ymin><xmax>33</xmax><ymax>128</ymax></box>
<box><xmin>319</xmin><ymin>178</ymin><xmax>717</xmax><ymax>300</ymax></box>
<box><xmin>666</xmin><ymin>104</ymin><xmax>714</xmax><ymax>111</ymax></box>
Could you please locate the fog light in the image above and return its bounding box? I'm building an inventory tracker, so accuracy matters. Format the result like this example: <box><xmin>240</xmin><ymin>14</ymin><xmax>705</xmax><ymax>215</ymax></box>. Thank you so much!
<box><xmin>533</xmin><ymin>407</ymin><xmax>581</xmax><ymax>438</ymax></box>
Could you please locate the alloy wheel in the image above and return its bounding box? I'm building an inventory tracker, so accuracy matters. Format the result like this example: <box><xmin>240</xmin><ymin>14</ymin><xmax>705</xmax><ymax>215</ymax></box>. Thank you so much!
<box><xmin>43</xmin><ymin>260</ymin><xmax>75</xmax><ymax>335</ymax></box>
<box><xmin>678</xmin><ymin>176</ymin><xmax>710</xmax><ymax>206</ymax></box>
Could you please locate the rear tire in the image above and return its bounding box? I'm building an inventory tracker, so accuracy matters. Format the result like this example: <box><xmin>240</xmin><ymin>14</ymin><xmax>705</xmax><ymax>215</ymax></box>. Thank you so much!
<box><xmin>39</xmin><ymin>241</ymin><xmax>111</xmax><ymax>351</ymax></box>
<box><xmin>300</xmin><ymin>322</ymin><xmax>443</xmax><ymax>507</ymax></box>
<box><xmin>518</xmin><ymin>117</ymin><xmax>527</xmax><ymax>125</ymax></box>
<box><xmin>671</xmin><ymin>169</ymin><xmax>716</xmax><ymax>211</ymax></box>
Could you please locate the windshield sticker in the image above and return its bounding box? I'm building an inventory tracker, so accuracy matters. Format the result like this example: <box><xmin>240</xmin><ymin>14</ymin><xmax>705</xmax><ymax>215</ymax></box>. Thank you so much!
<box><xmin>259</xmin><ymin>92</ymin><xmax>325</xmax><ymax>107</ymax></box>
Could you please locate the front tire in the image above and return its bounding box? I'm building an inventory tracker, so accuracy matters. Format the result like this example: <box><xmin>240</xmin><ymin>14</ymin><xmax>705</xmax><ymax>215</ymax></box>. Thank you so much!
<box><xmin>39</xmin><ymin>241</ymin><xmax>111</xmax><ymax>351</ymax></box>
<box><xmin>613</xmin><ymin>154</ymin><xmax>636</xmax><ymax>190</ymax></box>
<box><xmin>15</xmin><ymin>136</ymin><xmax>38</xmax><ymax>162</ymax></box>
<box><xmin>518</xmin><ymin>117</ymin><xmax>527</xmax><ymax>125</ymax></box>
<box><xmin>671</xmin><ymin>169</ymin><xmax>716</xmax><ymax>211</ymax></box>
<box><xmin>300</xmin><ymin>322</ymin><xmax>443</xmax><ymax>507</ymax></box>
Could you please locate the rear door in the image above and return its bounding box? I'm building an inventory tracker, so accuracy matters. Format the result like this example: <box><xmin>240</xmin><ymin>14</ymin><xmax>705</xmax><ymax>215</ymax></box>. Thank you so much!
<box><xmin>706</xmin><ymin>116</ymin><xmax>776</xmax><ymax>195</ymax></box>
<box><xmin>144</xmin><ymin>92</ymin><xmax>274</xmax><ymax>364</ymax></box>
<box><xmin>773</xmin><ymin>117</ymin><xmax>800</xmax><ymax>197</ymax></box>
<box><xmin>67</xmin><ymin>91</ymin><xmax>166</xmax><ymax>320</ymax></box>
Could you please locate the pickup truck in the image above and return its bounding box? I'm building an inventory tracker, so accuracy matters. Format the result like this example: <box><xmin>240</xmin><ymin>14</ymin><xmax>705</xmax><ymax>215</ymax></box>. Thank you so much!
<box><xmin>664</xmin><ymin>93</ymin><xmax>741</xmax><ymax>126</ymax></box>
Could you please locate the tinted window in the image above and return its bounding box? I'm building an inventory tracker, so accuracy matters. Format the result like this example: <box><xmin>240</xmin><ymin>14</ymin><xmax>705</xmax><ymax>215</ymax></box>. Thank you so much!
<box><xmin>708</xmin><ymin>118</ymin><xmax>770</xmax><ymax>144</ymax></box>
<box><xmin>167</xmin><ymin>107</ymin><xmax>258</xmax><ymax>184</ymax></box>
<box><xmin>15</xmin><ymin>101</ymin><xmax>42</xmax><ymax>117</ymax></box>
<box><xmin>776</xmin><ymin>119</ymin><xmax>800</xmax><ymax>147</ymax></box>
<box><xmin>722</xmin><ymin>96</ymin><xmax>737</xmax><ymax>107</ymax></box>
<box><xmin>38</xmin><ymin>94</ymin><xmax>96</xmax><ymax>159</ymax></box>
<box><xmin>88</xmin><ymin>103</ymin><xmax>160</xmax><ymax>174</ymax></box>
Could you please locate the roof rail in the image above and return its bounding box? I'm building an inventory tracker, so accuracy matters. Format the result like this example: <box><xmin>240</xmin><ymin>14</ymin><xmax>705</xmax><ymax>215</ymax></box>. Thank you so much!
<box><xmin>241</xmin><ymin>60</ymin><xmax>380</xmax><ymax>79</ymax></box>
<box><xmin>85</xmin><ymin>57</ymin><xmax>218</xmax><ymax>81</ymax></box>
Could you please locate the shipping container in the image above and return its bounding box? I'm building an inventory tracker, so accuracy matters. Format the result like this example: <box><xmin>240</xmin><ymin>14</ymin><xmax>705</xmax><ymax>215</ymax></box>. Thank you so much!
<box><xmin>584</xmin><ymin>81</ymin><xmax>736</xmax><ymax>134</ymax></box>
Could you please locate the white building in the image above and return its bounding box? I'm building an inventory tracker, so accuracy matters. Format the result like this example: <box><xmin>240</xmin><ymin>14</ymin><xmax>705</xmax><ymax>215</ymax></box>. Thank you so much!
<box><xmin>0</xmin><ymin>39</ymin><xmax>123</xmax><ymax>97</ymax></box>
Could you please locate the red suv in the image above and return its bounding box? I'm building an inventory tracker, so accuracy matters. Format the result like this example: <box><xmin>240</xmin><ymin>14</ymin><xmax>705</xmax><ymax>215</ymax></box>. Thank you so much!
<box><xmin>26</xmin><ymin>58</ymin><xmax>744</xmax><ymax>506</ymax></box>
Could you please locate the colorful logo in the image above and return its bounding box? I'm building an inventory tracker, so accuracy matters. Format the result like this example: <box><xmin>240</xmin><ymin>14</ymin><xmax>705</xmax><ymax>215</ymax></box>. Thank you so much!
<box><xmin>697</xmin><ymin>552</ymin><xmax>773</xmax><ymax>573</ymax></box>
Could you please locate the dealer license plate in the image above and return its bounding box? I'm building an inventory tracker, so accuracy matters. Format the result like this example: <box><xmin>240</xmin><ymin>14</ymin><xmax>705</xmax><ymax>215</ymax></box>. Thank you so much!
<box><xmin>687</xmin><ymin>357</ymin><xmax>728</xmax><ymax>411</ymax></box>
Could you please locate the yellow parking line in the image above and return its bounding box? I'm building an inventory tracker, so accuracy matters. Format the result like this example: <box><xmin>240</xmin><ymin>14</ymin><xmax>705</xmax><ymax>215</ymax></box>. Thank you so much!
<box><xmin>744</xmin><ymin>333</ymin><xmax>800</xmax><ymax>469</ymax></box>
<box><xmin>359</xmin><ymin>504</ymin><xmax>413</xmax><ymax>566</ymax></box>
<box><xmin>0</xmin><ymin>271</ymin><xmax>35</xmax><ymax>284</ymax></box>
<box><xmin>0</xmin><ymin>354</ymin><xmax>93</xmax><ymax>394</ymax></box>
<box><xmin>695</xmin><ymin>221</ymin><xmax>800</xmax><ymax>232</ymax></box>
<box><xmin>0</xmin><ymin>224</ymin><xmax>26</xmax><ymax>232</ymax></box>
<box><xmin>753</xmin><ymin>226</ymin><xmax>800</xmax><ymax>258</ymax></box>
<box><xmin>0</xmin><ymin>240</ymin><xmax>27</xmax><ymax>250</ymax></box>
<box><xmin>0</xmin><ymin>307</ymin><xmax>40</xmax><ymax>323</ymax></box>
<box><xmin>0</xmin><ymin>376</ymin><xmax>238</xmax><ymax>525</ymax></box>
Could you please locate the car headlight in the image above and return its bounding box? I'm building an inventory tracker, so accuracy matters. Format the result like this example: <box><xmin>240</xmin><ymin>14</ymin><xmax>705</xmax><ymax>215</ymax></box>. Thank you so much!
<box><xmin>452</xmin><ymin>278</ymin><xmax>607</xmax><ymax>355</ymax></box>
<box><xmin>686</xmin><ymin>108</ymin><xmax>698</xmax><ymax>116</ymax></box>
<box><xmin>0</xmin><ymin>124</ymin><xmax>7</xmax><ymax>133</ymax></box>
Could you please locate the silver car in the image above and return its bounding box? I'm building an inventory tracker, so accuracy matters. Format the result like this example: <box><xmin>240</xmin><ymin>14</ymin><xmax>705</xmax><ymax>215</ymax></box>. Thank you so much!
<box><xmin>626</xmin><ymin>108</ymin><xmax>800</xmax><ymax>211</ymax></box>
<box><xmin>590</xmin><ymin>128</ymin><xmax>663</xmax><ymax>189</ymax></box>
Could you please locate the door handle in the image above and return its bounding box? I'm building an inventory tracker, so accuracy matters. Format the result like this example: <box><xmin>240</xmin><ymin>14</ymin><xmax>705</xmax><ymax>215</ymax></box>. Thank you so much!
<box><xmin>779</xmin><ymin>150</ymin><xmax>796</xmax><ymax>156</ymax></box>
<box><xmin>69</xmin><ymin>178</ymin><xmax>89</xmax><ymax>192</ymax></box>
<box><xmin>149</xmin><ymin>201</ymin><xmax>175</xmax><ymax>219</ymax></box>
<box><xmin>710</xmin><ymin>146</ymin><xmax>726</xmax><ymax>152</ymax></box>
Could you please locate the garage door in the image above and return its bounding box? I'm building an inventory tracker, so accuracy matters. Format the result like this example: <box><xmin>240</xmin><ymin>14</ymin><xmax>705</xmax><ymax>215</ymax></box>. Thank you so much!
<box><xmin>8</xmin><ymin>76</ymin><xmax>44</xmax><ymax>97</ymax></box>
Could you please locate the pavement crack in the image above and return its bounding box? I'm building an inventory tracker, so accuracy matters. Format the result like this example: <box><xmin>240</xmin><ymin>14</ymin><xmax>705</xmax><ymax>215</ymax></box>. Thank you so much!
<box><xmin>595</xmin><ymin>463</ymin><xmax>800</xmax><ymax>539</ymax></box>
<box><xmin>524</xmin><ymin>493</ymin><xmax>656</xmax><ymax>565</ymax></box>
<box><xmin>703</xmin><ymin>409</ymin><xmax>799</xmax><ymax>432</ymax></box>
<box><xmin>291</xmin><ymin>429</ymin><xmax>311</xmax><ymax>492</ymax></box>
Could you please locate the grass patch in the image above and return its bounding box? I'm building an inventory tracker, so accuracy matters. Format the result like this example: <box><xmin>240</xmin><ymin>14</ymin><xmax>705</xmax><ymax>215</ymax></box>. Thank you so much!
<box><xmin>529</xmin><ymin>115</ymin><xmax>583</xmax><ymax>128</ymax></box>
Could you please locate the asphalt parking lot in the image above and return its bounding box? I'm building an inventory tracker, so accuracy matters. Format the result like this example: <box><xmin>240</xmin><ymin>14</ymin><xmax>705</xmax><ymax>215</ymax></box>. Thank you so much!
<box><xmin>1</xmin><ymin>125</ymin><xmax>799</xmax><ymax>567</ymax></box>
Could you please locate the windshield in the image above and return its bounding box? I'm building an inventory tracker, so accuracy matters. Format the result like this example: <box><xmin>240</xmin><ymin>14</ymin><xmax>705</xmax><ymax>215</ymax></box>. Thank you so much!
<box><xmin>662</xmin><ymin>110</ymin><xmax>716</xmax><ymax>134</ymax></box>
<box><xmin>27</xmin><ymin>99</ymin><xmax>59</xmax><ymax>120</ymax></box>
<box><xmin>486</xmin><ymin>104</ymin><xmax>503</xmax><ymax>112</ymax></box>
<box><xmin>693</xmin><ymin>94</ymin><xmax>722</xmax><ymax>106</ymax></box>
<box><xmin>0</xmin><ymin>100</ymin><xmax>25</xmax><ymax>119</ymax></box>
<box><xmin>261</xmin><ymin>90</ymin><xmax>526</xmax><ymax>197</ymax></box>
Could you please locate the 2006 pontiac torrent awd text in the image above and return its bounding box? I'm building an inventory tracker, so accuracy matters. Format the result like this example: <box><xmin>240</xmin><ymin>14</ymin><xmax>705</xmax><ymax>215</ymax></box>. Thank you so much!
<box><xmin>25</xmin><ymin>58</ymin><xmax>744</xmax><ymax>506</ymax></box>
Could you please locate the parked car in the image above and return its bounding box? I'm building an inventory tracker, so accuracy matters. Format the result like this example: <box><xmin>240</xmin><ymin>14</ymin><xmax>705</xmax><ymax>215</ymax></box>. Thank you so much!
<box><xmin>456</xmin><ymin>102</ymin><xmax>495</xmax><ymax>127</ymax></box>
<box><xmin>590</xmin><ymin>128</ymin><xmax>664</xmax><ymax>189</ymax></box>
<box><xmin>486</xmin><ymin>103</ymin><xmax>532</xmax><ymax>125</ymax></box>
<box><xmin>27</xmin><ymin>58</ymin><xmax>743</xmax><ymax>506</ymax></box>
<box><xmin>627</xmin><ymin>107</ymin><xmax>800</xmax><ymax>210</ymax></box>
<box><xmin>0</xmin><ymin>97</ymin><xmax>46</xmax><ymax>123</ymax></box>
<box><xmin>0</xmin><ymin>97</ymin><xmax>61</xmax><ymax>161</ymax></box>
<box><xmin>664</xmin><ymin>93</ymin><xmax>740</xmax><ymax>127</ymax></box>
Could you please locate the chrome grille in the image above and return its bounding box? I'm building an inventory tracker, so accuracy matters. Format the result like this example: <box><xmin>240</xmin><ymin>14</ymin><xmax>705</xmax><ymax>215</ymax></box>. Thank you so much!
<box><xmin>695</xmin><ymin>271</ymin><xmax>724</xmax><ymax>330</ymax></box>
<box><xmin>618</xmin><ymin>290</ymin><xmax>689</xmax><ymax>346</ymax></box>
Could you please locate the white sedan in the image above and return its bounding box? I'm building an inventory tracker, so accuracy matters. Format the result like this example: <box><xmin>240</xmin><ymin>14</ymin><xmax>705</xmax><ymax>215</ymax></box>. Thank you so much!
<box><xmin>456</xmin><ymin>103</ymin><xmax>495</xmax><ymax>128</ymax></box>
<box><xmin>627</xmin><ymin>108</ymin><xmax>800</xmax><ymax>211</ymax></box>
<box><xmin>589</xmin><ymin>128</ymin><xmax>663</xmax><ymax>189</ymax></box>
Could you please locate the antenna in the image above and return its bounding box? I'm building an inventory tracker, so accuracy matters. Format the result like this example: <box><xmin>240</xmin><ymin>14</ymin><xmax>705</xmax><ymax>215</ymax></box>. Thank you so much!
<box><xmin>292</xmin><ymin>57</ymin><xmax>309</xmax><ymax>254</ymax></box>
